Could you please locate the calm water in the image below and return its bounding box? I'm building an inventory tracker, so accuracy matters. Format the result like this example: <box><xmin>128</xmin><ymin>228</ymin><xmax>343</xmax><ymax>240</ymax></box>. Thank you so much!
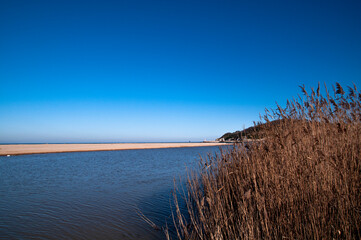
<box><xmin>0</xmin><ymin>146</ymin><xmax>225</xmax><ymax>239</ymax></box>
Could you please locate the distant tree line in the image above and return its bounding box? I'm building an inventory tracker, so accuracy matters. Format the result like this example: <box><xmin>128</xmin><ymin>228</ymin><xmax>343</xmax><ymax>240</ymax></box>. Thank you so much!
<box><xmin>218</xmin><ymin>119</ymin><xmax>286</xmax><ymax>141</ymax></box>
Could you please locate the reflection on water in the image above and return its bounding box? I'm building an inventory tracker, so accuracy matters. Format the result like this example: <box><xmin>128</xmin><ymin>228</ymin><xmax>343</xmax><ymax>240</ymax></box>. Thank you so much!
<box><xmin>0</xmin><ymin>146</ymin><xmax>225</xmax><ymax>239</ymax></box>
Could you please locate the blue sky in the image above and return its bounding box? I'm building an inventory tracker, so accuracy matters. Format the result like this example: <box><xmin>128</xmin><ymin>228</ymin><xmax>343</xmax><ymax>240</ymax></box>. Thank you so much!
<box><xmin>0</xmin><ymin>0</ymin><xmax>360</xmax><ymax>143</ymax></box>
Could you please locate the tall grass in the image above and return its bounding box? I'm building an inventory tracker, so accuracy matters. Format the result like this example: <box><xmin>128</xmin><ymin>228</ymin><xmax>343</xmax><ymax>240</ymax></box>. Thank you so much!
<box><xmin>167</xmin><ymin>83</ymin><xmax>361</xmax><ymax>239</ymax></box>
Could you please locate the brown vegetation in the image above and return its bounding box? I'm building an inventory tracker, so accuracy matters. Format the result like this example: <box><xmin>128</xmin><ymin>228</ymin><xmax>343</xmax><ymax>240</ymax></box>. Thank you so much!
<box><xmin>167</xmin><ymin>83</ymin><xmax>361</xmax><ymax>239</ymax></box>
<box><xmin>218</xmin><ymin>119</ymin><xmax>289</xmax><ymax>141</ymax></box>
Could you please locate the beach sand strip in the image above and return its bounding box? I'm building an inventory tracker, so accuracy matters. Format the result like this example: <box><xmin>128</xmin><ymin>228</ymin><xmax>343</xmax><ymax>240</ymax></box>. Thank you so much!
<box><xmin>0</xmin><ymin>143</ymin><xmax>231</xmax><ymax>156</ymax></box>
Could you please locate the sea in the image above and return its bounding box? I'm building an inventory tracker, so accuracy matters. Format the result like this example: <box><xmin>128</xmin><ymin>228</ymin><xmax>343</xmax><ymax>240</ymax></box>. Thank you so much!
<box><xmin>0</xmin><ymin>146</ymin><xmax>227</xmax><ymax>239</ymax></box>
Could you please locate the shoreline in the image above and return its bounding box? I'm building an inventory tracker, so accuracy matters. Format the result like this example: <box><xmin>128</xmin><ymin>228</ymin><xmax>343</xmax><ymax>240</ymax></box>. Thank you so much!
<box><xmin>0</xmin><ymin>142</ymin><xmax>231</xmax><ymax>156</ymax></box>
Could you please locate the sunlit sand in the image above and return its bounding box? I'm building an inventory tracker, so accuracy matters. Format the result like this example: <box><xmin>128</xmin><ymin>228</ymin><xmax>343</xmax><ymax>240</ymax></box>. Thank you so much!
<box><xmin>0</xmin><ymin>142</ymin><xmax>230</xmax><ymax>156</ymax></box>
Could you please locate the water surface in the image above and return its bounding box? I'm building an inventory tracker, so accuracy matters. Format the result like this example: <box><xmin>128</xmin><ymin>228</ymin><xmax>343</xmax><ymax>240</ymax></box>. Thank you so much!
<box><xmin>0</xmin><ymin>146</ymin><xmax>224</xmax><ymax>239</ymax></box>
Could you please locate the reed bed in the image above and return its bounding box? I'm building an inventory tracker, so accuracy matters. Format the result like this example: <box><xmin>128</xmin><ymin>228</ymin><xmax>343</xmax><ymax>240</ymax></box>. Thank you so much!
<box><xmin>167</xmin><ymin>83</ymin><xmax>361</xmax><ymax>239</ymax></box>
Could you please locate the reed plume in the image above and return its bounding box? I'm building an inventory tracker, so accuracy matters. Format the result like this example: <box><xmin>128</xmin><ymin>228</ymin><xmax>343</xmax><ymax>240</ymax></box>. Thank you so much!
<box><xmin>166</xmin><ymin>83</ymin><xmax>361</xmax><ymax>239</ymax></box>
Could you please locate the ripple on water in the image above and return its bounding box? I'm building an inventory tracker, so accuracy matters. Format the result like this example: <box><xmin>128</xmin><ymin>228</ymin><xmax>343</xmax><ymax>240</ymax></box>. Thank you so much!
<box><xmin>0</xmin><ymin>146</ymin><xmax>226</xmax><ymax>239</ymax></box>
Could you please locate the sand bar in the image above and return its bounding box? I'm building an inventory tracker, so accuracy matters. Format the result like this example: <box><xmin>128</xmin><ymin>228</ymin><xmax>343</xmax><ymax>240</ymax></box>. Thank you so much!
<box><xmin>0</xmin><ymin>143</ymin><xmax>231</xmax><ymax>156</ymax></box>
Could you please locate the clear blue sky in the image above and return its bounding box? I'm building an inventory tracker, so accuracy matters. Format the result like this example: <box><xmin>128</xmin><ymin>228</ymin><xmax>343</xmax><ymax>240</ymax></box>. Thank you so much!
<box><xmin>0</xmin><ymin>0</ymin><xmax>360</xmax><ymax>143</ymax></box>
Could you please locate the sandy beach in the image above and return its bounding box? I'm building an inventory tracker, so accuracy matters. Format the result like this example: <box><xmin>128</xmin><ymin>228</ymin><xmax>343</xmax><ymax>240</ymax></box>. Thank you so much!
<box><xmin>0</xmin><ymin>142</ymin><xmax>230</xmax><ymax>156</ymax></box>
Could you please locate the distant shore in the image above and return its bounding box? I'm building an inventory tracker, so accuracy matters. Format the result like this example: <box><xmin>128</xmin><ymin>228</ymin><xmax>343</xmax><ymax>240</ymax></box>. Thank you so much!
<box><xmin>0</xmin><ymin>142</ymin><xmax>231</xmax><ymax>156</ymax></box>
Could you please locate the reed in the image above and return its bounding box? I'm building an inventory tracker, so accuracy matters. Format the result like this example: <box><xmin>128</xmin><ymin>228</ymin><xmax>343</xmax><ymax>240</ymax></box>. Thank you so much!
<box><xmin>166</xmin><ymin>83</ymin><xmax>361</xmax><ymax>239</ymax></box>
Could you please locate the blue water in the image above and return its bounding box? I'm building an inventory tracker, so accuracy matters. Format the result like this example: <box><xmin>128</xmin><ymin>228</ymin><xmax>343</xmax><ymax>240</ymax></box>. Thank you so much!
<box><xmin>0</xmin><ymin>146</ymin><xmax>225</xmax><ymax>239</ymax></box>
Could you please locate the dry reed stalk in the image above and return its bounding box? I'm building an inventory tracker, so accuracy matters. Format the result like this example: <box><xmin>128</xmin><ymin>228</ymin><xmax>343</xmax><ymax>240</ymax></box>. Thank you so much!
<box><xmin>166</xmin><ymin>83</ymin><xmax>361</xmax><ymax>239</ymax></box>
<box><xmin>135</xmin><ymin>207</ymin><xmax>161</xmax><ymax>231</ymax></box>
